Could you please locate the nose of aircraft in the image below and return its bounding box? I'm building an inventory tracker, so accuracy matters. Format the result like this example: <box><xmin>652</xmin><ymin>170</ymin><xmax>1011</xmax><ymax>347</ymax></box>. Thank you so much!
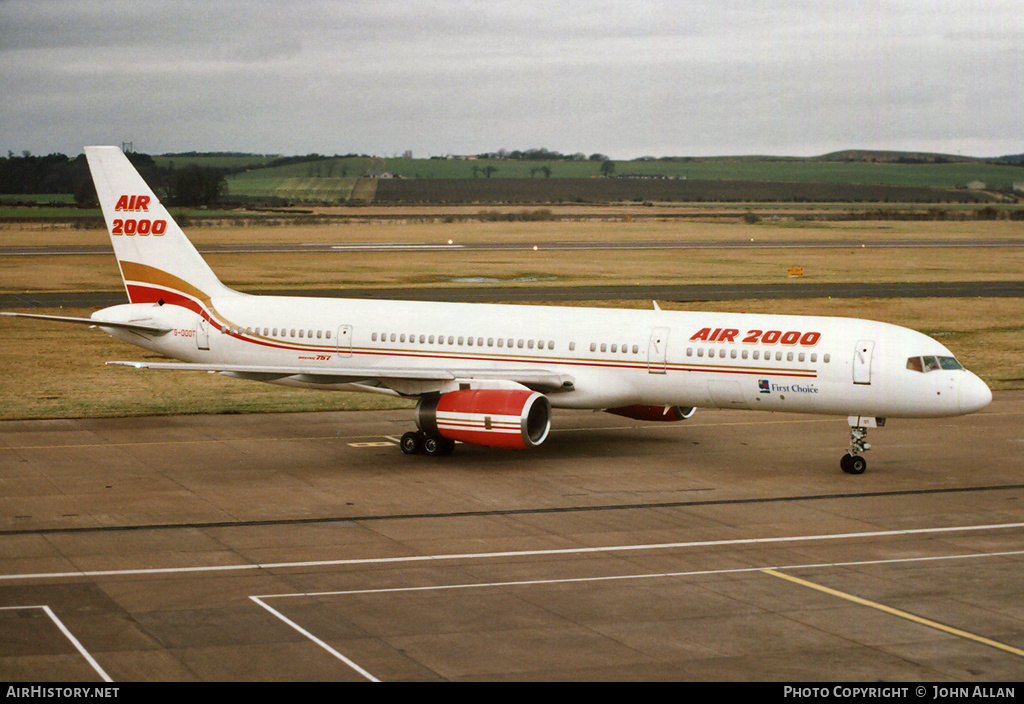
<box><xmin>958</xmin><ymin>372</ymin><xmax>993</xmax><ymax>414</ymax></box>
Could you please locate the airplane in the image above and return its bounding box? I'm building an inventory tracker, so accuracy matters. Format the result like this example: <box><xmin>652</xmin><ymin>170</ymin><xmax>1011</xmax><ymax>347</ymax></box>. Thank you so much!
<box><xmin>2</xmin><ymin>146</ymin><xmax>993</xmax><ymax>474</ymax></box>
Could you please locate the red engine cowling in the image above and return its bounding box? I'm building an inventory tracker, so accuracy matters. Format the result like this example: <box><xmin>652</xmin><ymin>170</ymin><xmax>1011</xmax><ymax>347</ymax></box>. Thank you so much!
<box><xmin>605</xmin><ymin>405</ymin><xmax>697</xmax><ymax>422</ymax></box>
<box><xmin>415</xmin><ymin>389</ymin><xmax>551</xmax><ymax>449</ymax></box>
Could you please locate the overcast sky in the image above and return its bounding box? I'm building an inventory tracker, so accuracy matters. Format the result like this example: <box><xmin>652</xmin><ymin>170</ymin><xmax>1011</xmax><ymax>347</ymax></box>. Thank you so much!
<box><xmin>2</xmin><ymin>0</ymin><xmax>1022</xmax><ymax>159</ymax></box>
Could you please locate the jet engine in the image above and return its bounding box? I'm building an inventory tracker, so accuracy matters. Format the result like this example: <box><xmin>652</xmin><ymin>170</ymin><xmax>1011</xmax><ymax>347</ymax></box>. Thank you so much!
<box><xmin>604</xmin><ymin>405</ymin><xmax>697</xmax><ymax>422</ymax></box>
<box><xmin>415</xmin><ymin>389</ymin><xmax>552</xmax><ymax>449</ymax></box>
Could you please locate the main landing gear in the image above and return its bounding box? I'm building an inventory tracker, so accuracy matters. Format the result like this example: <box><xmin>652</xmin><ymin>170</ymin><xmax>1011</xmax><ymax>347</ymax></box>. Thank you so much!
<box><xmin>400</xmin><ymin>430</ymin><xmax>455</xmax><ymax>457</ymax></box>
<box><xmin>840</xmin><ymin>416</ymin><xmax>884</xmax><ymax>474</ymax></box>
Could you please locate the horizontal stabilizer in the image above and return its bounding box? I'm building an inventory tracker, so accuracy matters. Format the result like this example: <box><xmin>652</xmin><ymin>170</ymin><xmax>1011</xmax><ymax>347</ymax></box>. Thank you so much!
<box><xmin>2</xmin><ymin>311</ymin><xmax>171</xmax><ymax>334</ymax></box>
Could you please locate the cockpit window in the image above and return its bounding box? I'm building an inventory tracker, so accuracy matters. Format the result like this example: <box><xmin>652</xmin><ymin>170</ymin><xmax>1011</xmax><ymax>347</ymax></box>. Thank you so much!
<box><xmin>907</xmin><ymin>356</ymin><xmax>963</xmax><ymax>373</ymax></box>
<box><xmin>939</xmin><ymin>356</ymin><xmax>963</xmax><ymax>370</ymax></box>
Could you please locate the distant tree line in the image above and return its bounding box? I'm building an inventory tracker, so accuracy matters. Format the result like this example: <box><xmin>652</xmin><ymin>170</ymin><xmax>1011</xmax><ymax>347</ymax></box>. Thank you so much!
<box><xmin>0</xmin><ymin>151</ymin><xmax>227</xmax><ymax>207</ymax></box>
<box><xmin>477</xmin><ymin>147</ymin><xmax>610</xmax><ymax>162</ymax></box>
<box><xmin>0</xmin><ymin>152</ymin><xmax>90</xmax><ymax>200</ymax></box>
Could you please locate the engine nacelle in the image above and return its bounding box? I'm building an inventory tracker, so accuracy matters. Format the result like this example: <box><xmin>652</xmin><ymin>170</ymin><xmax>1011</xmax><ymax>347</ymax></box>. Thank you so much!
<box><xmin>605</xmin><ymin>405</ymin><xmax>697</xmax><ymax>422</ymax></box>
<box><xmin>416</xmin><ymin>389</ymin><xmax>552</xmax><ymax>449</ymax></box>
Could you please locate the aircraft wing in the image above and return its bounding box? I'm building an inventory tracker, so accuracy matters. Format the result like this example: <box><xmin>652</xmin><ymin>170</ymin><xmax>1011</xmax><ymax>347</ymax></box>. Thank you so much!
<box><xmin>1</xmin><ymin>311</ymin><xmax>172</xmax><ymax>335</ymax></box>
<box><xmin>106</xmin><ymin>361</ymin><xmax>575</xmax><ymax>393</ymax></box>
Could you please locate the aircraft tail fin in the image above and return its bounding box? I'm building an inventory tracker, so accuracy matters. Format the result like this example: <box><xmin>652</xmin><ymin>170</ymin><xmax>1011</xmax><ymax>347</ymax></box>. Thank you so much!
<box><xmin>84</xmin><ymin>146</ymin><xmax>236</xmax><ymax>308</ymax></box>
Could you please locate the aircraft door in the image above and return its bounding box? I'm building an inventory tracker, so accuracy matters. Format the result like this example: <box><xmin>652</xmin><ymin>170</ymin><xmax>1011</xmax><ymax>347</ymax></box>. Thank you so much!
<box><xmin>336</xmin><ymin>325</ymin><xmax>352</xmax><ymax>358</ymax></box>
<box><xmin>853</xmin><ymin>339</ymin><xmax>874</xmax><ymax>384</ymax></box>
<box><xmin>196</xmin><ymin>317</ymin><xmax>210</xmax><ymax>351</ymax></box>
<box><xmin>648</xmin><ymin>327</ymin><xmax>669</xmax><ymax>374</ymax></box>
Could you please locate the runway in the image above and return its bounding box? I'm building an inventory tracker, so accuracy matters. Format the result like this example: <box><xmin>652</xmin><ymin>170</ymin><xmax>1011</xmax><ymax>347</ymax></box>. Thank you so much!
<box><xmin>1</xmin><ymin>393</ymin><xmax>1022</xmax><ymax>681</ymax></box>
<box><xmin>5</xmin><ymin>280</ymin><xmax>1024</xmax><ymax>310</ymax></box>
<box><xmin>3</xmin><ymin>237</ymin><xmax>1024</xmax><ymax>257</ymax></box>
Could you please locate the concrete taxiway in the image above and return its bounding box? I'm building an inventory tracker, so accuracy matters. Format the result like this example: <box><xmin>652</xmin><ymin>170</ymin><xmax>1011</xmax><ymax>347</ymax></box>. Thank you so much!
<box><xmin>1</xmin><ymin>393</ymin><xmax>1023</xmax><ymax>681</ymax></box>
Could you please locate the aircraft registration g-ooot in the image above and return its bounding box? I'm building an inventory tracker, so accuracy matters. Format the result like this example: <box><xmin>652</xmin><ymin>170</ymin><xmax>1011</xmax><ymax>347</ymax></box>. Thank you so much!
<box><xmin>2</xmin><ymin>146</ymin><xmax>993</xmax><ymax>474</ymax></box>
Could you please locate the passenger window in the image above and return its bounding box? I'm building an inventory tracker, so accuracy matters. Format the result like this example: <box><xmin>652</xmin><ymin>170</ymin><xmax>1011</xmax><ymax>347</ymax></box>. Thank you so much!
<box><xmin>468</xmin><ymin>337</ymin><xmax>474</xmax><ymax>346</ymax></box>
<box><xmin>610</xmin><ymin>344</ymin><xmax>617</xmax><ymax>353</ymax></box>
<box><xmin>810</xmin><ymin>353</ymin><xmax>817</xmax><ymax>363</ymax></box>
<box><xmin>569</xmin><ymin>341</ymin><xmax>575</xmax><ymax>351</ymax></box>
<box><xmin>317</xmin><ymin>330</ymin><xmax>322</xmax><ymax>339</ymax></box>
<box><xmin>600</xmin><ymin>343</ymin><xmax>607</xmax><ymax>352</ymax></box>
<box><xmin>326</xmin><ymin>330</ymin><xmax>331</xmax><ymax>339</ymax></box>
<box><xmin>632</xmin><ymin>345</ymin><xmax>638</xmax><ymax>354</ymax></box>
<box><xmin>753</xmin><ymin>351</ymin><xmax>760</xmax><ymax>360</ymax></box>
<box><xmin>458</xmin><ymin>336</ymin><xmax>464</xmax><ymax>345</ymax></box>
<box><xmin>528</xmin><ymin>340</ymin><xmax>534</xmax><ymax>349</ymax></box>
<box><xmin>488</xmin><ymin>338</ymin><xmax>494</xmax><ymax>346</ymax></box>
<box><xmin>299</xmin><ymin>330</ymin><xmax>304</xmax><ymax>338</ymax></box>
<box><xmin>518</xmin><ymin>339</ymin><xmax>524</xmax><ymax>349</ymax></box>
<box><xmin>697</xmin><ymin>348</ymin><xmax>704</xmax><ymax>357</ymax></box>
<box><xmin>824</xmin><ymin>354</ymin><xmax>831</xmax><ymax>363</ymax></box>
<box><xmin>590</xmin><ymin>343</ymin><xmax>596</xmax><ymax>352</ymax></box>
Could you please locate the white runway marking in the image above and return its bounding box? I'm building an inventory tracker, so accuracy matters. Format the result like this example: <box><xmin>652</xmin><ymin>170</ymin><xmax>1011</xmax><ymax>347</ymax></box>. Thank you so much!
<box><xmin>249</xmin><ymin>597</ymin><xmax>380</xmax><ymax>682</ymax></box>
<box><xmin>2</xmin><ymin>521</ymin><xmax>1022</xmax><ymax>581</ymax></box>
<box><xmin>0</xmin><ymin>605</ymin><xmax>113</xmax><ymax>682</ymax></box>
<box><xmin>251</xmin><ymin>548</ymin><xmax>1024</xmax><ymax>682</ymax></box>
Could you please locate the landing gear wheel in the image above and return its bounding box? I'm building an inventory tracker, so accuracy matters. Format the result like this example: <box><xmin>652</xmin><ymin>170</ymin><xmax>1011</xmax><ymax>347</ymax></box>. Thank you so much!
<box><xmin>422</xmin><ymin>435</ymin><xmax>455</xmax><ymax>457</ymax></box>
<box><xmin>840</xmin><ymin>453</ymin><xmax>867</xmax><ymax>475</ymax></box>
<box><xmin>400</xmin><ymin>431</ymin><xmax>423</xmax><ymax>455</ymax></box>
<box><xmin>842</xmin><ymin>422</ymin><xmax>872</xmax><ymax>474</ymax></box>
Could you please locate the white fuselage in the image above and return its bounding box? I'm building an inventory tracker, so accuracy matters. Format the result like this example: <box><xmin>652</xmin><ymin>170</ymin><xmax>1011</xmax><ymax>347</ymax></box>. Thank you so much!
<box><xmin>96</xmin><ymin>292</ymin><xmax>992</xmax><ymax>420</ymax></box>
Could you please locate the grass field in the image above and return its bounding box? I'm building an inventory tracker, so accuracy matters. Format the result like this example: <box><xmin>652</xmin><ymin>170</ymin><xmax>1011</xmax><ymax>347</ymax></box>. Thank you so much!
<box><xmin>3</xmin><ymin>218</ymin><xmax>1023</xmax><ymax>293</ymax></box>
<box><xmin>374</xmin><ymin>157</ymin><xmax>1024</xmax><ymax>189</ymax></box>
<box><xmin>1</xmin><ymin>213</ymin><xmax>1022</xmax><ymax>419</ymax></box>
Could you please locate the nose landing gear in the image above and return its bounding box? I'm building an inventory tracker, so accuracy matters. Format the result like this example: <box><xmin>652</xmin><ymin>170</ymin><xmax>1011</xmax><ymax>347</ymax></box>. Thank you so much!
<box><xmin>841</xmin><ymin>416</ymin><xmax>884</xmax><ymax>474</ymax></box>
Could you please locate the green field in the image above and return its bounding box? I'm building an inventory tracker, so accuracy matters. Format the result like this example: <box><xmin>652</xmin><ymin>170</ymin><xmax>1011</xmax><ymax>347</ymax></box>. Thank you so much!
<box><xmin>214</xmin><ymin>154</ymin><xmax>1024</xmax><ymax>203</ymax></box>
<box><xmin>5</xmin><ymin>152</ymin><xmax>1022</xmax><ymax>208</ymax></box>
<box><xmin>374</xmin><ymin>157</ymin><xmax>1024</xmax><ymax>189</ymax></box>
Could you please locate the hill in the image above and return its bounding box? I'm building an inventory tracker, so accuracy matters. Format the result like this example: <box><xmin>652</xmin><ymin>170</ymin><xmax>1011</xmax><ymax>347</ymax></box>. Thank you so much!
<box><xmin>3</xmin><ymin>150</ymin><xmax>1023</xmax><ymax>206</ymax></box>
